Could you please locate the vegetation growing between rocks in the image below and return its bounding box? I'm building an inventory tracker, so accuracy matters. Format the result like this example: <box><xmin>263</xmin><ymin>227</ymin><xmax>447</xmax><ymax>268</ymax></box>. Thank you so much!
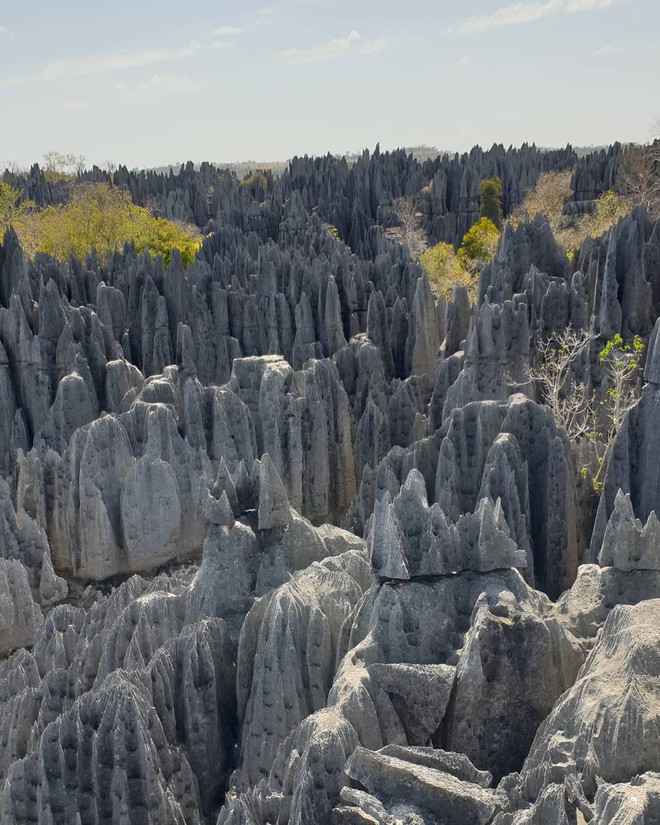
<box><xmin>0</xmin><ymin>182</ymin><xmax>31</xmax><ymax>236</ymax></box>
<box><xmin>528</xmin><ymin>328</ymin><xmax>644</xmax><ymax>489</ymax></box>
<box><xmin>513</xmin><ymin>170</ymin><xmax>631</xmax><ymax>256</ymax></box>
<box><xmin>13</xmin><ymin>182</ymin><xmax>201</xmax><ymax>266</ymax></box>
<box><xmin>457</xmin><ymin>217</ymin><xmax>500</xmax><ymax>274</ymax></box>
<box><xmin>479</xmin><ymin>177</ymin><xmax>503</xmax><ymax>229</ymax></box>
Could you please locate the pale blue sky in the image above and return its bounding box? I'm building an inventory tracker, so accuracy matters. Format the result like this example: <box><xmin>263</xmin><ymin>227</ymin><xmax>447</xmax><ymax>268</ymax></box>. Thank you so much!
<box><xmin>0</xmin><ymin>0</ymin><xmax>658</xmax><ymax>168</ymax></box>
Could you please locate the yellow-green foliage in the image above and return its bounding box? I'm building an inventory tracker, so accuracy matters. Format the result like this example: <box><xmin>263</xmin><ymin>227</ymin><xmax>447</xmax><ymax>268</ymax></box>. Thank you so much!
<box><xmin>514</xmin><ymin>171</ymin><xmax>630</xmax><ymax>256</ymax></box>
<box><xmin>420</xmin><ymin>218</ymin><xmax>501</xmax><ymax>300</ymax></box>
<box><xmin>420</xmin><ymin>241</ymin><xmax>474</xmax><ymax>299</ymax></box>
<box><xmin>15</xmin><ymin>182</ymin><xmax>201</xmax><ymax>267</ymax></box>
<box><xmin>323</xmin><ymin>223</ymin><xmax>340</xmax><ymax>242</ymax></box>
<box><xmin>457</xmin><ymin>217</ymin><xmax>500</xmax><ymax>273</ymax></box>
<box><xmin>240</xmin><ymin>171</ymin><xmax>267</xmax><ymax>201</ymax></box>
<box><xmin>138</xmin><ymin>217</ymin><xmax>201</xmax><ymax>268</ymax></box>
<box><xmin>0</xmin><ymin>182</ymin><xmax>31</xmax><ymax>236</ymax></box>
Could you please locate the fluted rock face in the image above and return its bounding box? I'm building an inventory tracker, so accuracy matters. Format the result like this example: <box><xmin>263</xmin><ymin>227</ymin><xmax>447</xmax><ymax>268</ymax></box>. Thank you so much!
<box><xmin>590</xmin><ymin>382</ymin><xmax>660</xmax><ymax>559</ymax></box>
<box><xmin>592</xmin><ymin>773</ymin><xmax>660</xmax><ymax>824</ymax></box>
<box><xmin>518</xmin><ymin>600</ymin><xmax>660</xmax><ymax>800</ymax></box>
<box><xmin>445</xmin><ymin>590</ymin><xmax>582</xmax><ymax>781</ymax></box>
<box><xmin>2</xmin><ymin>144</ymin><xmax>660</xmax><ymax>825</ymax></box>
<box><xmin>354</xmin><ymin>393</ymin><xmax>581</xmax><ymax>598</ymax></box>
<box><xmin>235</xmin><ymin>557</ymin><xmax>369</xmax><ymax>790</ymax></box>
<box><xmin>0</xmin><ymin>558</ymin><xmax>41</xmax><ymax>657</ymax></box>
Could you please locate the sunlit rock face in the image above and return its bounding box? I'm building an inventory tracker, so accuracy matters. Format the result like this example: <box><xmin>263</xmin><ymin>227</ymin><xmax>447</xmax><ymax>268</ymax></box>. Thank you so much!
<box><xmin>1</xmin><ymin>146</ymin><xmax>660</xmax><ymax>825</ymax></box>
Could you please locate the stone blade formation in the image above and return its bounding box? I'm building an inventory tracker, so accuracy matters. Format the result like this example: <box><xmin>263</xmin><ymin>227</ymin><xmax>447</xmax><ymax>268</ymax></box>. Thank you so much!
<box><xmin>1</xmin><ymin>135</ymin><xmax>660</xmax><ymax>825</ymax></box>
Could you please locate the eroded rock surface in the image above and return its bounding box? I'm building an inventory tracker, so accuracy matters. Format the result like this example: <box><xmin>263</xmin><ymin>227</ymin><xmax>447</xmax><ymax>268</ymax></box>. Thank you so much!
<box><xmin>1</xmin><ymin>148</ymin><xmax>660</xmax><ymax>825</ymax></box>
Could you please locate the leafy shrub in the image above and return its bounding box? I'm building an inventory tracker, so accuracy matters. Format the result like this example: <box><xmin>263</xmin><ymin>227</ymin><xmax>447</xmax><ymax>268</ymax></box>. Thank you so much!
<box><xmin>240</xmin><ymin>171</ymin><xmax>268</xmax><ymax>201</ymax></box>
<box><xmin>479</xmin><ymin>177</ymin><xmax>503</xmax><ymax>228</ymax></box>
<box><xmin>513</xmin><ymin>171</ymin><xmax>630</xmax><ymax>256</ymax></box>
<box><xmin>0</xmin><ymin>182</ymin><xmax>31</xmax><ymax>235</ymax></box>
<box><xmin>420</xmin><ymin>241</ymin><xmax>474</xmax><ymax>299</ymax></box>
<box><xmin>457</xmin><ymin>217</ymin><xmax>500</xmax><ymax>273</ymax></box>
<box><xmin>15</xmin><ymin>182</ymin><xmax>201</xmax><ymax>267</ymax></box>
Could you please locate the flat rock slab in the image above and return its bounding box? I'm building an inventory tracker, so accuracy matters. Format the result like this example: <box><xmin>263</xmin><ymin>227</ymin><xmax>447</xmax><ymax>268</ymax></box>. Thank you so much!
<box><xmin>345</xmin><ymin>746</ymin><xmax>503</xmax><ymax>825</ymax></box>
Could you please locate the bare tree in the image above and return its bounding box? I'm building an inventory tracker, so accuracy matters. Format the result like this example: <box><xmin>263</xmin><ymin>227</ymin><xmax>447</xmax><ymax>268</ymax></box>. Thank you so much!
<box><xmin>387</xmin><ymin>195</ymin><xmax>427</xmax><ymax>259</ymax></box>
<box><xmin>3</xmin><ymin>160</ymin><xmax>24</xmax><ymax>177</ymax></box>
<box><xmin>530</xmin><ymin>327</ymin><xmax>597</xmax><ymax>441</ymax></box>
<box><xmin>42</xmin><ymin>151</ymin><xmax>87</xmax><ymax>178</ymax></box>
<box><xmin>103</xmin><ymin>160</ymin><xmax>117</xmax><ymax>178</ymax></box>
<box><xmin>619</xmin><ymin>145</ymin><xmax>660</xmax><ymax>215</ymax></box>
<box><xmin>599</xmin><ymin>334</ymin><xmax>644</xmax><ymax>442</ymax></box>
<box><xmin>527</xmin><ymin>328</ymin><xmax>644</xmax><ymax>486</ymax></box>
<box><xmin>619</xmin><ymin>118</ymin><xmax>660</xmax><ymax>216</ymax></box>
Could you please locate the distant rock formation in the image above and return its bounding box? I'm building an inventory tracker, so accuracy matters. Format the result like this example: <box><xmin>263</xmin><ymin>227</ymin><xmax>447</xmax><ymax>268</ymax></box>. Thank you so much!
<box><xmin>0</xmin><ymin>144</ymin><xmax>659</xmax><ymax>824</ymax></box>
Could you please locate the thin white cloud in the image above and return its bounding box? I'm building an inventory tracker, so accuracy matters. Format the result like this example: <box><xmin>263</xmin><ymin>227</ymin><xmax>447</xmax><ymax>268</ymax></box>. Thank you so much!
<box><xmin>565</xmin><ymin>0</ymin><xmax>617</xmax><ymax>9</ymax></box>
<box><xmin>0</xmin><ymin>27</ymin><xmax>9</xmax><ymax>36</ymax></box>
<box><xmin>593</xmin><ymin>43</ymin><xmax>622</xmax><ymax>54</ymax></box>
<box><xmin>280</xmin><ymin>30</ymin><xmax>388</xmax><ymax>63</ymax></box>
<box><xmin>40</xmin><ymin>44</ymin><xmax>201</xmax><ymax>81</ymax></box>
<box><xmin>0</xmin><ymin>39</ymin><xmax>222</xmax><ymax>90</ymax></box>
<box><xmin>125</xmin><ymin>73</ymin><xmax>202</xmax><ymax>98</ymax></box>
<box><xmin>280</xmin><ymin>30</ymin><xmax>359</xmax><ymax>62</ymax></box>
<box><xmin>459</xmin><ymin>55</ymin><xmax>473</xmax><ymax>66</ymax></box>
<box><xmin>210</xmin><ymin>7</ymin><xmax>276</xmax><ymax>37</ymax></box>
<box><xmin>462</xmin><ymin>1</ymin><xmax>558</xmax><ymax>31</ymax></box>
<box><xmin>358</xmin><ymin>37</ymin><xmax>390</xmax><ymax>55</ymax></box>
<box><xmin>460</xmin><ymin>0</ymin><xmax>620</xmax><ymax>32</ymax></box>
<box><xmin>211</xmin><ymin>25</ymin><xmax>245</xmax><ymax>36</ymax></box>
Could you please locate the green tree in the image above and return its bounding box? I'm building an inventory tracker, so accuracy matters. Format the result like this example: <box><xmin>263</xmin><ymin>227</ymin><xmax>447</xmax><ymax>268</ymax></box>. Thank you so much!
<box><xmin>457</xmin><ymin>217</ymin><xmax>500</xmax><ymax>273</ymax></box>
<box><xmin>419</xmin><ymin>241</ymin><xmax>474</xmax><ymax>299</ymax></box>
<box><xmin>0</xmin><ymin>182</ymin><xmax>31</xmax><ymax>236</ymax></box>
<box><xmin>479</xmin><ymin>177</ymin><xmax>503</xmax><ymax>229</ymax></box>
<box><xmin>15</xmin><ymin>182</ymin><xmax>200</xmax><ymax>267</ymax></box>
<box><xmin>240</xmin><ymin>170</ymin><xmax>268</xmax><ymax>201</ymax></box>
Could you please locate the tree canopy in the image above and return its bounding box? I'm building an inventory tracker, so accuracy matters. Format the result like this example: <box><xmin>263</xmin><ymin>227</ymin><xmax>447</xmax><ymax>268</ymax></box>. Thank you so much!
<box><xmin>457</xmin><ymin>217</ymin><xmax>500</xmax><ymax>272</ymax></box>
<box><xmin>14</xmin><ymin>182</ymin><xmax>201</xmax><ymax>267</ymax></box>
<box><xmin>419</xmin><ymin>241</ymin><xmax>472</xmax><ymax>299</ymax></box>
<box><xmin>0</xmin><ymin>182</ymin><xmax>31</xmax><ymax>237</ymax></box>
<box><xmin>479</xmin><ymin>177</ymin><xmax>503</xmax><ymax>229</ymax></box>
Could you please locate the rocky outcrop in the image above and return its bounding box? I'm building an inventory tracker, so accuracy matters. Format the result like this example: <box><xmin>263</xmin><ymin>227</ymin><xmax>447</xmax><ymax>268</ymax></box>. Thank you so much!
<box><xmin>518</xmin><ymin>599</ymin><xmax>660</xmax><ymax>800</ymax></box>
<box><xmin>0</xmin><ymin>558</ymin><xmax>41</xmax><ymax>657</ymax></box>
<box><xmin>1</xmin><ymin>146</ymin><xmax>660</xmax><ymax>825</ymax></box>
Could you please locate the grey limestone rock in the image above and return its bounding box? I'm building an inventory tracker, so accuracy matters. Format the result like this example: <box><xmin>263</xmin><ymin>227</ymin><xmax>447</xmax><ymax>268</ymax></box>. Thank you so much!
<box><xmin>519</xmin><ymin>599</ymin><xmax>660</xmax><ymax>800</ymax></box>
<box><xmin>0</xmin><ymin>558</ymin><xmax>41</xmax><ymax>657</ymax></box>
<box><xmin>257</xmin><ymin>452</ymin><xmax>291</xmax><ymax>531</ymax></box>
<box><xmin>1</xmin><ymin>150</ymin><xmax>659</xmax><ymax>825</ymax></box>
<box><xmin>235</xmin><ymin>559</ymin><xmax>367</xmax><ymax>790</ymax></box>
<box><xmin>0</xmin><ymin>670</ymin><xmax>203</xmax><ymax>825</ymax></box>
<box><xmin>446</xmin><ymin>588</ymin><xmax>582</xmax><ymax>780</ymax></box>
<box><xmin>590</xmin><ymin>383</ymin><xmax>660</xmax><ymax>559</ymax></box>
<box><xmin>593</xmin><ymin>773</ymin><xmax>660</xmax><ymax>824</ymax></box>
<box><xmin>378</xmin><ymin>745</ymin><xmax>492</xmax><ymax>788</ymax></box>
<box><xmin>368</xmin><ymin>469</ymin><xmax>526</xmax><ymax>580</ymax></box>
<box><xmin>366</xmin><ymin>664</ymin><xmax>455</xmax><ymax>745</ymax></box>
<box><xmin>407</xmin><ymin>274</ymin><xmax>441</xmax><ymax>382</ymax></box>
<box><xmin>38</xmin><ymin>549</ymin><xmax>68</xmax><ymax>607</ymax></box>
<box><xmin>644</xmin><ymin>316</ymin><xmax>660</xmax><ymax>384</ymax></box>
<box><xmin>598</xmin><ymin>489</ymin><xmax>660</xmax><ymax>571</ymax></box>
<box><xmin>344</xmin><ymin>747</ymin><xmax>503</xmax><ymax>825</ymax></box>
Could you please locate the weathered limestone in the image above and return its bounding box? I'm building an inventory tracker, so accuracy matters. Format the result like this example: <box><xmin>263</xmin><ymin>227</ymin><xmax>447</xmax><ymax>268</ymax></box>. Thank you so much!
<box><xmin>0</xmin><ymin>150</ymin><xmax>659</xmax><ymax>825</ymax></box>
<box><xmin>0</xmin><ymin>559</ymin><xmax>41</xmax><ymax>657</ymax></box>
<box><xmin>519</xmin><ymin>600</ymin><xmax>660</xmax><ymax>800</ymax></box>
<box><xmin>344</xmin><ymin>747</ymin><xmax>503</xmax><ymax>825</ymax></box>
